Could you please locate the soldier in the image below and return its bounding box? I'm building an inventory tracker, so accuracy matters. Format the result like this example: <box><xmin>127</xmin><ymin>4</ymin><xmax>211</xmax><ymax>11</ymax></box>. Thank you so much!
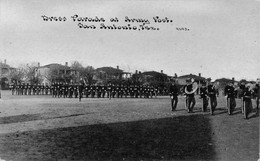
<box><xmin>240</xmin><ymin>82</ymin><xmax>246</xmax><ymax>113</ymax></box>
<box><xmin>96</xmin><ymin>84</ymin><xmax>101</xmax><ymax>98</ymax></box>
<box><xmin>207</xmin><ymin>81</ymin><xmax>218</xmax><ymax>115</ymax></box>
<box><xmin>169</xmin><ymin>81</ymin><xmax>179</xmax><ymax>111</ymax></box>
<box><xmin>224</xmin><ymin>81</ymin><xmax>236</xmax><ymax>115</ymax></box>
<box><xmin>11</xmin><ymin>81</ymin><xmax>16</xmax><ymax>95</ymax></box>
<box><xmin>78</xmin><ymin>79</ymin><xmax>85</xmax><ymax>101</ymax></box>
<box><xmin>68</xmin><ymin>82</ymin><xmax>74</xmax><ymax>98</ymax></box>
<box><xmin>115</xmin><ymin>84</ymin><xmax>120</xmax><ymax>98</ymax></box>
<box><xmin>107</xmin><ymin>83</ymin><xmax>112</xmax><ymax>99</ymax></box>
<box><xmin>119</xmin><ymin>84</ymin><xmax>124</xmax><ymax>98</ymax></box>
<box><xmin>254</xmin><ymin>79</ymin><xmax>260</xmax><ymax>114</ymax></box>
<box><xmin>89</xmin><ymin>84</ymin><xmax>94</xmax><ymax>98</ymax></box>
<box><xmin>101</xmin><ymin>84</ymin><xmax>106</xmax><ymax>98</ymax></box>
<box><xmin>74</xmin><ymin>83</ymin><xmax>78</xmax><ymax>98</ymax></box>
<box><xmin>134</xmin><ymin>85</ymin><xmax>138</xmax><ymax>98</ymax></box>
<box><xmin>129</xmin><ymin>85</ymin><xmax>134</xmax><ymax>98</ymax></box>
<box><xmin>154</xmin><ymin>86</ymin><xmax>158</xmax><ymax>98</ymax></box>
<box><xmin>185</xmin><ymin>78</ymin><xmax>196</xmax><ymax>113</ymax></box>
<box><xmin>243</xmin><ymin>84</ymin><xmax>253</xmax><ymax>119</ymax></box>
<box><xmin>111</xmin><ymin>84</ymin><xmax>116</xmax><ymax>98</ymax></box>
<box><xmin>150</xmin><ymin>86</ymin><xmax>154</xmax><ymax>98</ymax></box>
<box><xmin>45</xmin><ymin>84</ymin><xmax>50</xmax><ymax>95</ymax></box>
<box><xmin>123</xmin><ymin>84</ymin><xmax>128</xmax><ymax>98</ymax></box>
<box><xmin>85</xmin><ymin>84</ymin><xmax>90</xmax><ymax>98</ymax></box>
<box><xmin>41</xmin><ymin>84</ymin><xmax>45</xmax><ymax>95</ymax></box>
<box><xmin>200</xmin><ymin>81</ymin><xmax>208</xmax><ymax>112</ymax></box>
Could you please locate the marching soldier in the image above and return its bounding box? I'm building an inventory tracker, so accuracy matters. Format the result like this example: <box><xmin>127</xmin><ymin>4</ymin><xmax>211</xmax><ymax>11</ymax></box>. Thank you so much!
<box><xmin>169</xmin><ymin>81</ymin><xmax>179</xmax><ymax>111</ymax></box>
<box><xmin>134</xmin><ymin>85</ymin><xmax>138</xmax><ymax>98</ymax></box>
<box><xmin>123</xmin><ymin>84</ymin><xmax>128</xmax><ymax>98</ymax></box>
<box><xmin>111</xmin><ymin>84</ymin><xmax>116</xmax><ymax>98</ymax></box>
<box><xmin>207</xmin><ymin>81</ymin><xmax>218</xmax><ymax>115</ymax></box>
<box><xmin>200</xmin><ymin>81</ymin><xmax>208</xmax><ymax>112</ymax></box>
<box><xmin>243</xmin><ymin>84</ymin><xmax>253</xmax><ymax>119</ymax></box>
<box><xmin>224</xmin><ymin>81</ymin><xmax>236</xmax><ymax>115</ymax></box>
<box><xmin>185</xmin><ymin>78</ymin><xmax>196</xmax><ymax>113</ymax></box>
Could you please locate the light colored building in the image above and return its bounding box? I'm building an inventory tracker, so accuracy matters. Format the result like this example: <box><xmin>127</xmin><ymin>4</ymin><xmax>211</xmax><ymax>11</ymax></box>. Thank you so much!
<box><xmin>0</xmin><ymin>60</ymin><xmax>15</xmax><ymax>89</ymax></box>
<box><xmin>37</xmin><ymin>62</ymin><xmax>77</xmax><ymax>85</ymax></box>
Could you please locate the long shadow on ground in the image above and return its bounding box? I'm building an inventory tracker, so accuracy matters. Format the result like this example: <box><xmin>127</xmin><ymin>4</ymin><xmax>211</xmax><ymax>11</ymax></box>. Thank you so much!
<box><xmin>0</xmin><ymin>115</ymin><xmax>216</xmax><ymax>161</ymax></box>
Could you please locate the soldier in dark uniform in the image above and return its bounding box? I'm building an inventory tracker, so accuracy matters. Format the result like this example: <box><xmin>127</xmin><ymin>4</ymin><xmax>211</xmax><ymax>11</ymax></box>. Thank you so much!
<box><xmin>84</xmin><ymin>84</ymin><xmax>90</xmax><ymax>98</ymax></box>
<box><xmin>115</xmin><ymin>84</ymin><xmax>120</xmax><ymax>98</ymax></box>
<box><xmin>78</xmin><ymin>79</ymin><xmax>85</xmax><ymax>101</ymax></box>
<box><xmin>107</xmin><ymin>83</ymin><xmax>112</xmax><ymax>99</ymax></box>
<box><xmin>134</xmin><ymin>85</ymin><xmax>138</xmax><ymax>98</ymax></box>
<box><xmin>185</xmin><ymin>79</ymin><xmax>196</xmax><ymax>113</ymax></box>
<box><xmin>224</xmin><ymin>81</ymin><xmax>236</xmax><ymax>115</ymax></box>
<box><xmin>45</xmin><ymin>84</ymin><xmax>50</xmax><ymax>95</ymax></box>
<box><xmin>89</xmin><ymin>84</ymin><xmax>94</xmax><ymax>98</ymax></box>
<box><xmin>101</xmin><ymin>84</ymin><xmax>106</xmax><ymax>98</ymax></box>
<box><xmin>41</xmin><ymin>84</ymin><xmax>45</xmax><ymax>95</ymax></box>
<box><xmin>207</xmin><ymin>81</ymin><xmax>218</xmax><ymax>115</ymax></box>
<box><xmin>96</xmin><ymin>84</ymin><xmax>101</xmax><ymax>98</ymax></box>
<box><xmin>254</xmin><ymin>80</ymin><xmax>260</xmax><ymax>114</ymax></box>
<box><xmin>73</xmin><ymin>83</ymin><xmax>78</xmax><ymax>98</ymax></box>
<box><xmin>243</xmin><ymin>84</ymin><xmax>253</xmax><ymax>119</ymax></box>
<box><xmin>129</xmin><ymin>85</ymin><xmax>134</xmax><ymax>98</ymax></box>
<box><xmin>123</xmin><ymin>84</ymin><xmax>128</xmax><ymax>98</ymax></box>
<box><xmin>150</xmin><ymin>86</ymin><xmax>155</xmax><ymax>98</ymax></box>
<box><xmin>68</xmin><ymin>83</ymin><xmax>74</xmax><ymax>98</ymax></box>
<box><xmin>169</xmin><ymin>81</ymin><xmax>179</xmax><ymax>111</ymax></box>
<box><xmin>200</xmin><ymin>81</ymin><xmax>208</xmax><ymax>112</ymax></box>
<box><xmin>11</xmin><ymin>81</ymin><xmax>16</xmax><ymax>95</ymax></box>
<box><xmin>16</xmin><ymin>82</ymin><xmax>20</xmax><ymax>95</ymax></box>
<box><xmin>111</xmin><ymin>84</ymin><xmax>116</xmax><ymax>98</ymax></box>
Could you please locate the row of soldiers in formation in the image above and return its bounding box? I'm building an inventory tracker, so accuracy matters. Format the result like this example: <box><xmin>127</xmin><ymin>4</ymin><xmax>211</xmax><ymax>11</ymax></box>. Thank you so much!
<box><xmin>170</xmin><ymin>78</ymin><xmax>259</xmax><ymax>119</ymax></box>
<box><xmin>9</xmin><ymin>81</ymin><xmax>165</xmax><ymax>99</ymax></box>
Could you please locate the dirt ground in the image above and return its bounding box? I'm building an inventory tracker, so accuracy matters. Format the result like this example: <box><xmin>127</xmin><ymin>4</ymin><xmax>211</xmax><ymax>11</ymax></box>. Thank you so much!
<box><xmin>0</xmin><ymin>90</ymin><xmax>259</xmax><ymax>161</ymax></box>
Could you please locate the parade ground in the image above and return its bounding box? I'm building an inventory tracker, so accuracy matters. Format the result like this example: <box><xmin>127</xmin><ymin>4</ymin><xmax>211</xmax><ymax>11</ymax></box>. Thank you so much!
<box><xmin>0</xmin><ymin>90</ymin><xmax>258</xmax><ymax>161</ymax></box>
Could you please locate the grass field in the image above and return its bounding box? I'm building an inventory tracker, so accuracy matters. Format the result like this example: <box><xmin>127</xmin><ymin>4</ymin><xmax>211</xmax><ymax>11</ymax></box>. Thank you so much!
<box><xmin>0</xmin><ymin>90</ymin><xmax>259</xmax><ymax>161</ymax></box>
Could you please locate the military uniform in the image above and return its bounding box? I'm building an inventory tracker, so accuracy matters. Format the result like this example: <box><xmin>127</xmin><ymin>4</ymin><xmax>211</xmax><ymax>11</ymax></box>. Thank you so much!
<box><xmin>185</xmin><ymin>81</ymin><xmax>196</xmax><ymax>113</ymax></box>
<box><xmin>224</xmin><ymin>83</ymin><xmax>236</xmax><ymax>115</ymax></box>
<box><xmin>243</xmin><ymin>86</ymin><xmax>253</xmax><ymax>119</ymax></box>
<box><xmin>200</xmin><ymin>85</ymin><xmax>208</xmax><ymax>112</ymax></box>
<box><xmin>207</xmin><ymin>83</ymin><xmax>218</xmax><ymax>115</ymax></box>
<box><xmin>169</xmin><ymin>83</ymin><xmax>178</xmax><ymax>111</ymax></box>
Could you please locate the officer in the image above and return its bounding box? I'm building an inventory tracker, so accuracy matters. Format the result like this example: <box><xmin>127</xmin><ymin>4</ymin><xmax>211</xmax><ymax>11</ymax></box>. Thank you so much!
<box><xmin>207</xmin><ymin>81</ymin><xmax>218</xmax><ymax>115</ymax></box>
<box><xmin>224</xmin><ymin>81</ymin><xmax>236</xmax><ymax>115</ymax></box>
<box><xmin>101</xmin><ymin>84</ymin><xmax>106</xmax><ymax>98</ymax></box>
<box><xmin>243</xmin><ymin>84</ymin><xmax>253</xmax><ymax>119</ymax></box>
<box><xmin>169</xmin><ymin>81</ymin><xmax>179</xmax><ymax>111</ymax></box>
<box><xmin>185</xmin><ymin>78</ymin><xmax>196</xmax><ymax>113</ymax></box>
<box><xmin>78</xmin><ymin>78</ymin><xmax>85</xmax><ymax>101</ymax></box>
<box><xmin>96</xmin><ymin>84</ymin><xmax>101</xmax><ymax>98</ymax></box>
<box><xmin>200</xmin><ymin>81</ymin><xmax>208</xmax><ymax>112</ymax></box>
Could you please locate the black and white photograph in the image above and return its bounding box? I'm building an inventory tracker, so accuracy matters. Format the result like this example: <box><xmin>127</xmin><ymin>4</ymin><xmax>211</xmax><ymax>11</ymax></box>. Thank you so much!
<box><xmin>0</xmin><ymin>0</ymin><xmax>259</xmax><ymax>160</ymax></box>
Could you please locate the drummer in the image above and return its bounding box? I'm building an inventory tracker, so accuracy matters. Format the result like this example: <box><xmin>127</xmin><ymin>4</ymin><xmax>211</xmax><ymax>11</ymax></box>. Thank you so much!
<box><xmin>185</xmin><ymin>78</ymin><xmax>196</xmax><ymax>113</ymax></box>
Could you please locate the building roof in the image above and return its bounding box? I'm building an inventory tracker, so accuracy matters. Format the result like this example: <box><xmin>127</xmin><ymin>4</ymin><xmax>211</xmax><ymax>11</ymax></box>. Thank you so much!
<box><xmin>39</xmin><ymin>63</ymin><xmax>70</xmax><ymax>69</ymax></box>
<box><xmin>177</xmin><ymin>74</ymin><xmax>205</xmax><ymax>81</ymax></box>
<box><xmin>96</xmin><ymin>67</ymin><xmax>123</xmax><ymax>74</ymax></box>
<box><xmin>141</xmin><ymin>71</ymin><xmax>167</xmax><ymax>77</ymax></box>
<box><xmin>0</xmin><ymin>62</ymin><xmax>15</xmax><ymax>69</ymax></box>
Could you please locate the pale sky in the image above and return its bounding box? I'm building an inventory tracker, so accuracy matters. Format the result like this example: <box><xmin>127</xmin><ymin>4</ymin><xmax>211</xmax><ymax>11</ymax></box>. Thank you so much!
<box><xmin>0</xmin><ymin>0</ymin><xmax>259</xmax><ymax>81</ymax></box>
